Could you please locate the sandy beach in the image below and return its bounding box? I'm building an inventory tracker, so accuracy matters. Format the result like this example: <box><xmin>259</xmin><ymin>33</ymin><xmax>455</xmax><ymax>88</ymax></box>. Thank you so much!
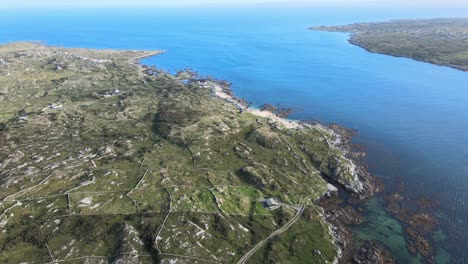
<box><xmin>211</xmin><ymin>83</ymin><xmax>302</xmax><ymax>129</ymax></box>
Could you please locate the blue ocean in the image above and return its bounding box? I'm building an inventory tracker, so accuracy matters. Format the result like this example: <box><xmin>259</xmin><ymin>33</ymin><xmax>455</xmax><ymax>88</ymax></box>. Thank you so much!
<box><xmin>1</xmin><ymin>7</ymin><xmax>468</xmax><ymax>263</ymax></box>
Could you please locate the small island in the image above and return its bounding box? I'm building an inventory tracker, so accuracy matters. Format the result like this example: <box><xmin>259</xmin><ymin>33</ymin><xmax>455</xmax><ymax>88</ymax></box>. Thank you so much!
<box><xmin>0</xmin><ymin>42</ymin><xmax>379</xmax><ymax>263</ymax></box>
<box><xmin>311</xmin><ymin>18</ymin><xmax>468</xmax><ymax>71</ymax></box>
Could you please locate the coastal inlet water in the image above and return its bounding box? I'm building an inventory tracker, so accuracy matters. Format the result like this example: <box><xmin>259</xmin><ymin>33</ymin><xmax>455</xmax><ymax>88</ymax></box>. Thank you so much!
<box><xmin>2</xmin><ymin>7</ymin><xmax>468</xmax><ymax>263</ymax></box>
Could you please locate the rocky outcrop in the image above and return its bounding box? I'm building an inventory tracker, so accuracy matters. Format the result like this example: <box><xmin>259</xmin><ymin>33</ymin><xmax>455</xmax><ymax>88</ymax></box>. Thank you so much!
<box><xmin>260</xmin><ymin>103</ymin><xmax>293</xmax><ymax>118</ymax></box>
<box><xmin>317</xmin><ymin>124</ymin><xmax>378</xmax><ymax>199</ymax></box>
<box><xmin>318</xmin><ymin>194</ymin><xmax>366</xmax><ymax>263</ymax></box>
<box><xmin>111</xmin><ymin>223</ymin><xmax>145</xmax><ymax>264</ymax></box>
<box><xmin>353</xmin><ymin>240</ymin><xmax>396</xmax><ymax>264</ymax></box>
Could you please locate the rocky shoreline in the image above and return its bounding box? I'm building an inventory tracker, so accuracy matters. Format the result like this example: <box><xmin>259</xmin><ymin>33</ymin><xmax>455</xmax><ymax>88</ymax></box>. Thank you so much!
<box><xmin>309</xmin><ymin>22</ymin><xmax>452</xmax><ymax>263</ymax></box>
<box><xmin>320</xmin><ymin>195</ymin><xmax>397</xmax><ymax>264</ymax></box>
<box><xmin>322</xmin><ymin>122</ymin><xmax>441</xmax><ymax>263</ymax></box>
<box><xmin>316</xmin><ymin>124</ymin><xmax>395</xmax><ymax>264</ymax></box>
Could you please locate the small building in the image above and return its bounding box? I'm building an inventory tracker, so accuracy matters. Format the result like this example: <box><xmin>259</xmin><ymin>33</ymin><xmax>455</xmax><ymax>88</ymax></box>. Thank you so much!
<box><xmin>48</xmin><ymin>103</ymin><xmax>63</xmax><ymax>109</ymax></box>
<box><xmin>264</xmin><ymin>198</ymin><xmax>280</xmax><ymax>210</ymax></box>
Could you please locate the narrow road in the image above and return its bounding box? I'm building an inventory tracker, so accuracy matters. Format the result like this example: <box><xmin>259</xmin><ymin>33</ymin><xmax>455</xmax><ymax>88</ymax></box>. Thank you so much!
<box><xmin>236</xmin><ymin>205</ymin><xmax>305</xmax><ymax>264</ymax></box>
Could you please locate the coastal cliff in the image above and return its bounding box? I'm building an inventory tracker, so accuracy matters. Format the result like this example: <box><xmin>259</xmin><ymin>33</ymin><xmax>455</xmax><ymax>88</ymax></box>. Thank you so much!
<box><xmin>0</xmin><ymin>42</ymin><xmax>375</xmax><ymax>263</ymax></box>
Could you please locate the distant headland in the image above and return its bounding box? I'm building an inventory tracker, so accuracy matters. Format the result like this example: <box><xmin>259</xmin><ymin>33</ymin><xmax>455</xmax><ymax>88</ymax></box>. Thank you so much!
<box><xmin>311</xmin><ymin>18</ymin><xmax>468</xmax><ymax>72</ymax></box>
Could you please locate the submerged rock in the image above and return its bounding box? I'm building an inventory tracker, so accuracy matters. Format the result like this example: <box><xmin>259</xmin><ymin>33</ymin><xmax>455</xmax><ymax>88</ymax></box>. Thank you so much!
<box><xmin>353</xmin><ymin>240</ymin><xmax>396</xmax><ymax>264</ymax></box>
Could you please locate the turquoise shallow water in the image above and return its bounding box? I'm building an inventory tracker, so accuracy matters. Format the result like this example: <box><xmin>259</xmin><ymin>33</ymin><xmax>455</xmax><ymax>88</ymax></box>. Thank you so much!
<box><xmin>1</xmin><ymin>7</ymin><xmax>468</xmax><ymax>262</ymax></box>
<box><xmin>353</xmin><ymin>198</ymin><xmax>423</xmax><ymax>264</ymax></box>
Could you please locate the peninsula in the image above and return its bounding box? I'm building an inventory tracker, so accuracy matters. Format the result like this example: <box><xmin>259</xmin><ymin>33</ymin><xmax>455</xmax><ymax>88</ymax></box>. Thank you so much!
<box><xmin>311</xmin><ymin>18</ymin><xmax>468</xmax><ymax>71</ymax></box>
<box><xmin>0</xmin><ymin>42</ymin><xmax>377</xmax><ymax>263</ymax></box>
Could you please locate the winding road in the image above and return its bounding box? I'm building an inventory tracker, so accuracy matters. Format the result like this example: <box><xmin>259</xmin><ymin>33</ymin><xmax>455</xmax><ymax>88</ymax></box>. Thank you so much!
<box><xmin>236</xmin><ymin>205</ymin><xmax>305</xmax><ymax>264</ymax></box>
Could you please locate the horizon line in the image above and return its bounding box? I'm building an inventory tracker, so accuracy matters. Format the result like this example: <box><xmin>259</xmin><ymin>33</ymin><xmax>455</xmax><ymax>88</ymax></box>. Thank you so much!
<box><xmin>2</xmin><ymin>3</ymin><xmax>468</xmax><ymax>9</ymax></box>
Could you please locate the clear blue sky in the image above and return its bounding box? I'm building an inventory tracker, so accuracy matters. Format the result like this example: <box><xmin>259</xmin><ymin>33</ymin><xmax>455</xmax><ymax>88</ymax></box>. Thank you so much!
<box><xmin>3</xmin><ymin>0</ymin><xmax>468</xmax><ymax>8</ymax></box>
